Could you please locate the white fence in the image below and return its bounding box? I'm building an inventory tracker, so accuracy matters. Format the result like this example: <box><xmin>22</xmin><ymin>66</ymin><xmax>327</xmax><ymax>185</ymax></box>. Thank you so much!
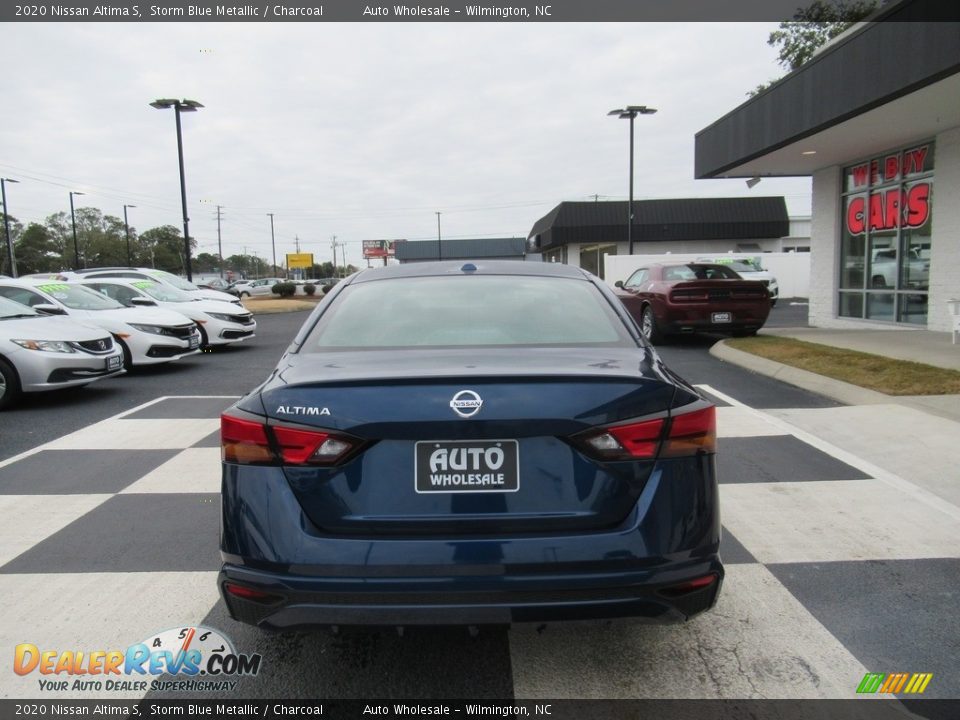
<box><xmin>603</xmin><ymin>252</ymin><xmax>812</xmax><ymax>299</ymax></box>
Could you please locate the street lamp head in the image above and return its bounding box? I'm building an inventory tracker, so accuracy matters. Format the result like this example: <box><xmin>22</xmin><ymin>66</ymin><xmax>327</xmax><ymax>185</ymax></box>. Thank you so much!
<box><xmin>609</xmin><ymin>105</ymin><xmax>658</xmax><ymax>119</ymax></box>
<box><xmin>70</xmin><ymin>191</ymin><xmax>85</xmax><ymax>197</ymax></box>
<box><xmin>151</xmin><ymin>98</ymin><xmax>203</xmax><ymax>111</ymax></box>
<box><xmin>125</xmin><ymin>204</ymin><xmax>137</xmax><ymax>209</ymax></box>
<box><xmin>2</xmin><ymin>178</ymin><xmax>19</xmax><ymax>185</ymax></box>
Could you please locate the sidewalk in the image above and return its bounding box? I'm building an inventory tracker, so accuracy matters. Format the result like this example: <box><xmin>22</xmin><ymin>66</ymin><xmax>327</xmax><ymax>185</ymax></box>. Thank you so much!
<box><xmin>710</xmin><ymin>325</ymin><xmax>960</xmax><ymax>508</ymax></box>
<box><xmin>711</xmin><ymin>326</ymin><xmax>960</xmax><ymax>422</ymax></box>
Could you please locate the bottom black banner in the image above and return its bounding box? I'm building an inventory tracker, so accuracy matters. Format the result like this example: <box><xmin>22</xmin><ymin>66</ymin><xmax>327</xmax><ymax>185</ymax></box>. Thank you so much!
<box><xmin>1</xmin><ymin>699</ymin><xmax>958</xmax><ymax>720</ymax></box>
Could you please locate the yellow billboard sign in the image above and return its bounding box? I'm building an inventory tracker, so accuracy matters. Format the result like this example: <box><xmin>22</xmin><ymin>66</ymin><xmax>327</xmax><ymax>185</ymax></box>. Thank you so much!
<box><xmin>286</xmin><ymin>253</ymin><xmax>314</xmax><ymax>269</ymax></box>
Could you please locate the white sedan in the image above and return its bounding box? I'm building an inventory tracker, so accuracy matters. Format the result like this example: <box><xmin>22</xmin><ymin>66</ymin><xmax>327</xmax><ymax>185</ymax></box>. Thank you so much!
<box><xmin>0</xmin><ymin>296</ymin><xmax>125</xmax><ymax>410</ymax></box>
<box><xmin>25</xmin><ymin>268</ymin><xmax>243</xmax><ymax>306</ymax></box>
<box><xmin>78</xmin><ymin>278</ymin><xmax>256</xmax><ymax>347</ymax></box>
<box><xmin>231</xmin><ymin>278</ymin><xmax>286</xmax><ymax>298</ymax></box>
<box><xmin>0</xmin><ymin>279</ymin><xmax>201</xmax><ymax>369</ymax></box>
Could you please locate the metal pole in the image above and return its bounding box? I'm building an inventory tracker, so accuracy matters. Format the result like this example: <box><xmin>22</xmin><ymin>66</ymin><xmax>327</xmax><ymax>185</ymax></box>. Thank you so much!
<box><xmin>216</xmin><ymin>206</ymin><xmax>223</xmax><ymax>278</ymax></box>
<box><xmin>436</xmin><ymin>211</ymin><xmax>442</xmax><ymax>260</ymax></box>
<box><xmin>268</xmin><ymin>213</ymin><xmax>276</xmax><ymax>276</ymax></box>
<box><xmin>69</xmin><ymin>192</ymin><xmax>81</xmax><ymax>269</ymax></box>
<box><xmin>123</xmin><ymin>204</ymin><xmax>135</xmax><ymax>266</ymax></box>
<box><xmin>1</xmin><ymin>179</ymin><xmax>17</xmax><ymax>278</ymax></box>
<box><xmin>628</xmin><ymin>113</ymin><xmax>635</xmax><ymax>256</ymax></box>
<box><xmin>173</xmin><ymin>104</ymin><xmax>193</xmax><ymax>281</ymax></box>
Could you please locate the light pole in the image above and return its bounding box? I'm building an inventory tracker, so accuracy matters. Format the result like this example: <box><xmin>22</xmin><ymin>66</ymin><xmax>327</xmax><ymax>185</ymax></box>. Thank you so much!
<box><xmin>150</xmin><ymin>98</ymin><xmax>203</xmax><ymax>280</ymax></box>
<box><xmin>1</xmin><ymin>178</ymin><xmax>20</xmax><ymax>277</ymax></box>
<box><xmin>69</xmin><ymin>191</ymin><xmax>85</xmax><ymax>269</ymax></box>
<box><xmin>608</xmin><ymin>105</ymin><xmax>657</xmax><ymax>256</ymax></box>
<box><xmin>268</xmin><ymin>213</ymin><xmax>276</xmax><ymax>276</ymax></box>
<box><xmin>123</xmin><ymin>204</ymin><xmax>136</xmax><ymax>266</ymax></box>
<box><xmin>435</xmin><ymin>211</ymin><xmax>442</xmax><ymax>260</ymax></box>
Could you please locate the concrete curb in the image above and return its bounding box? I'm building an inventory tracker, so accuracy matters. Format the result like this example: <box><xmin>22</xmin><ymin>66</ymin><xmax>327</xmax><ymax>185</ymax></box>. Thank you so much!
<box><xmin>709</xmin><ymin>340</ymin><xmax>894</xmax><ymax>406</ymax></box>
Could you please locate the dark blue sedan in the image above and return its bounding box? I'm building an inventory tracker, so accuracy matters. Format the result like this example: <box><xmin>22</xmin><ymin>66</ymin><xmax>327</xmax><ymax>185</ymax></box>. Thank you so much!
<box><xmin>219</xmin><ymin>261</ymin><xmax>722</xmax><ymax>630</ymax></box>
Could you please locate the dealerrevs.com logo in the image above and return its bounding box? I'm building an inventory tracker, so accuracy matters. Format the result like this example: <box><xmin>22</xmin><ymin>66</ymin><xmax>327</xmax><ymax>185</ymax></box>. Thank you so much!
<box><xmin>14</xmin><ymin>626</ymin><xmax>262</xmax><ymax>693</ymax></box>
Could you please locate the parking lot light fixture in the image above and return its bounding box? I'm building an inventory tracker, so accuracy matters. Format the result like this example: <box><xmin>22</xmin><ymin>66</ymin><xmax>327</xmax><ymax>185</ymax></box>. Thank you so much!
<box><xmin>1</xmin><ymin>178</ymin><xmax>20</xmax><ymax>277</ymax></box>
<box><xmin>69</xmin><ymin>191</ymin><xmax>85</xmax><ymax>269</ymax></box>
<box><xmin>608</xmin><ymin>105</ymin><xmax>657</xmax><ymax>256</ymax></box>
<box><xmin>151</xmin><ymin>97</ymin><xmax>203</xmax><ymax>280</ymax></box>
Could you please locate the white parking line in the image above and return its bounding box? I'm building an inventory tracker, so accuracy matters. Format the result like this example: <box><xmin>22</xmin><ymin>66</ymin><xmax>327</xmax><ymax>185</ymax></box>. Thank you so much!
<box><xmin>696</xmin><ymin>384</ymin><xmax>960</xmax><ymax>524</ymax></box>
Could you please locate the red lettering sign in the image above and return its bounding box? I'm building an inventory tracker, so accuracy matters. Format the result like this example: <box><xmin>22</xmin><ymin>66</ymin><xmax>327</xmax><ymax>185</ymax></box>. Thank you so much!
<box><xmin>851</xmin><ymin>164</ymin><xmax>869</xmax><ymax>189</ymax></box>
<box><xmin>884</xmin><ymin>155</ymin><xmax>899</xmax><ymax>182</ymax></box>
<box><xmin>844</xmin><ymin>182</ymin><xmax>930</xmax><ymax>235</ymax></box>
<box><xmin>906</xmin><ymin>183</ymin><xmax>929</xmax><ymax>226</ymax></box>
<box><xmin>847</xmin><ymin>197</ymin><xmax>865</xmax><ymax>234</ymax></box>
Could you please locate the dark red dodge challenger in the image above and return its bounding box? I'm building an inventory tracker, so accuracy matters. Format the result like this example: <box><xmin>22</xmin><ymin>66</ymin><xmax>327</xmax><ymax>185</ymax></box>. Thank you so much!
<box><xmin>614</xmin><ymin>263</ymin><xmax>771</xmax><ymax>344</ymax></box>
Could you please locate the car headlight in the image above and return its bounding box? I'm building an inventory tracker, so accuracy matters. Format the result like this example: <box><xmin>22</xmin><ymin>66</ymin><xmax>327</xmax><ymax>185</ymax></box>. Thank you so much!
<box><xmin>205</xmin><ymin>312</ymin><xmax>242</xmax><ymax>322</ymax></box>
<box><xmin>11</xmin><ymin>339</ymin><xmax>77</xmax><ymax>353</ymax></box>
<box><xmin>128</xmin><ymin>323</ymin><xmax>166</xmax><ymax>335</ymax></box>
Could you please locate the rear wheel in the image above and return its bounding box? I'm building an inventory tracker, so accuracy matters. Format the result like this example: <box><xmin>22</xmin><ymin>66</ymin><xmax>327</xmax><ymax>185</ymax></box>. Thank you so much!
<box><xmin>640</xmin><ymin>305</ymin><xmax>662</xmax><ymax>344</ymax></box>
<box><xmin>0</xmin><ymin>357</ymin><xmax>22</xmax><ymax>411</ymax></box>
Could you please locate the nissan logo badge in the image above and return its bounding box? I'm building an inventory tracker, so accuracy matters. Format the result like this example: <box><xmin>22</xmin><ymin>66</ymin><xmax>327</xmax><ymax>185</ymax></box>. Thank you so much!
<box><xmin>450</xmin><ymin>390</ymin><xmax>483</xmax><ymax>418</ymax></box>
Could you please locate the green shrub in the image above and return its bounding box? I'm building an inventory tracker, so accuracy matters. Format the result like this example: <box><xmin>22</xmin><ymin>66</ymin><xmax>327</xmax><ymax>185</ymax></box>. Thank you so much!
<box><xmin>303</xmin><ymin>283</ymin><xmax>316</xmax><ymax>296</ymax></box>
<box><xmin>272</xmin><ymin>282</ymin><xmax>297</xmax><ymax>297</ymax></box>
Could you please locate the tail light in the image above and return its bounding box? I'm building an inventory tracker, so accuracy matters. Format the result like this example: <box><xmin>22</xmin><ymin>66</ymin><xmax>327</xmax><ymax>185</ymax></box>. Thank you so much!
<box><xmin>658</xmin><ymin>573</ymin><xmax>719</xmax><ymax>598</ymax></box>
<box><xmin>571</xmin><ymin>403</ymin><xmax>715</xmax><ymax>461</ymax></box>
<box><xmin>221</xmin><ymin>412</ymin><xmax>363</xmax><ymax>466</ymax></box>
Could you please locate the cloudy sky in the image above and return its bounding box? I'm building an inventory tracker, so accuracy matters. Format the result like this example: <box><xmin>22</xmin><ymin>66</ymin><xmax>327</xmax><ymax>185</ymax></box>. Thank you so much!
<box><xmin>2</xmin><ymin>22</ymin><xmax>811</xmax><ymax>269</ymax></box>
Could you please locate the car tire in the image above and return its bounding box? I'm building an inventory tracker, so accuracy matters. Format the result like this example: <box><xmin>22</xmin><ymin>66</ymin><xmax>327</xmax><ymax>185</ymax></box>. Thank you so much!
<box><xmin>640</xmin><ymin>305</ymin><xmax>662</xmax><ymax>344</ymax></box>
<box><xmin>116</xmin><ymin>338</ymin><xmax>133</xmax><ymax>370</ymax></box>
<box><xmin>0</xmin><ymin>357</ymin><xmax>22</xmax><ymax>411</ymax></box>
<box><xmin>240</xmin><ymin>291</ymin><xmax>250</xmax><ymax>298</ymax></box>
<box><xmin>196</xmin><ymin>324</ymin><xmax>209</xmax><ymax>348</ymax></box>
<box><xmin>770</xmin><ymin>299</ymin><xmax>778</xmax><ymax>307</ymax></box>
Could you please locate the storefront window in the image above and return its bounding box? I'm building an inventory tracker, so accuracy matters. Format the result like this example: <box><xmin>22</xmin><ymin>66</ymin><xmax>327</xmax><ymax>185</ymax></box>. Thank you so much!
<box><xmin>839</xmin><ymin>141</ymin><xmax>934</xmax><ymax>324</ymax></box>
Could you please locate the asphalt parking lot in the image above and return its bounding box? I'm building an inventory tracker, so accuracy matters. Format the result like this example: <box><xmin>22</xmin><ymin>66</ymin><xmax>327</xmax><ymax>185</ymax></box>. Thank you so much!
<box><xmin>1</xmin><ymin>304</ymin><xmax>957</xmax><ymax>709</ymax></box>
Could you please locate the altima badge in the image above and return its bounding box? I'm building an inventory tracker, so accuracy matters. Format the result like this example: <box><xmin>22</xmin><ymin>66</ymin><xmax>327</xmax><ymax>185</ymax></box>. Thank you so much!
<box><xmin>450</xmin><ymin>390</ymin><xmax>482</xmax><ymax>418</ymax></box>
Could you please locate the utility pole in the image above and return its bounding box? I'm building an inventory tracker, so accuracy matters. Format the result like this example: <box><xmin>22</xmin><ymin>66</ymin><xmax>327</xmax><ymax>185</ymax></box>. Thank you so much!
<box><xmin>267</xmin><ymin>213</ymin><xmax>276</xmax><ymax>275</ymax></box>
<box><xmin>123</xmin><ymin>204</ymin><xmax>136</xmax><ymax>267</ymax></box>
<box><xmin>331</xmin><ymin>234</ymin><xmax>338</xmax><ymax>278</ymax></box>
<box><xmin>216</xmin><ymin>205</ymin><xmax>224</xmax><ymax>278</ymax></box>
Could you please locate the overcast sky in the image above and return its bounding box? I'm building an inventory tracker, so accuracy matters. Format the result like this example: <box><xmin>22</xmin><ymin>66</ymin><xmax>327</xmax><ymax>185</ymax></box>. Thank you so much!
<box><xmin>2</xmin><ymin>22</ymin><xmax>811</xmax><ymax>269</ymax></box>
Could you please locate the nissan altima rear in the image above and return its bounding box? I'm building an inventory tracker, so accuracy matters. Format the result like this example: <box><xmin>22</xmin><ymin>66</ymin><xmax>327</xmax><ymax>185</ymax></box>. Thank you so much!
<box><xmin>219</xmin><ymin>261</ymin><xmax>722</xmax><ymax>630</ymax></box>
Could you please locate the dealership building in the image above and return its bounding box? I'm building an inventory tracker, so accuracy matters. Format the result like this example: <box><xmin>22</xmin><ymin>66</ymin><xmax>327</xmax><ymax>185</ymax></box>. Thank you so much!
<box><xmin>527</xmin><ymin>197</ymin><xmax>794</xmax><ymax>278</ymax></box>
<box><xmin>695</xmin><ymin>0</ymin><xmax>959</xmax><ymax>331</ymax></box>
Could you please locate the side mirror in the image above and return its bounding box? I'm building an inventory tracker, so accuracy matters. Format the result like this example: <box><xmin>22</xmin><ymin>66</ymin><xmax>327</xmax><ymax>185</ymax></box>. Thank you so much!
<box><xmin>130</xmin><ymin>297</ymin><xmax>157</xmax><ymax>307</ymax></box>
<box><xmin>614</xmin><ymin>280</ymin><xmax>624</xmax><ymax>289</ymax></box>
<box><xmin>33</xmin><ymin>304</ymin><xmax>66</xmax><ymax>315</ymax></box>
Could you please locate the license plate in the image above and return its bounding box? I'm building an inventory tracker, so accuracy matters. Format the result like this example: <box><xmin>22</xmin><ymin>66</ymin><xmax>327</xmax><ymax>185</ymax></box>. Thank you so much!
<box><xmin>106</xmin><ymin>355</ymin><xmax>122</xmax><ymax>371</ymax></box>
<box><xmin>712</xmin><ymin>312</ymin><xmax>732</xmax><ymax>323</ymax></box>
<box><xmin>415</xmin><ymin>440</ymin><xmax>519</xmax><ymax>493</ymax></box>
<box><xmin>189</xmin><ymin>335</ymin><xmax>200</xmax><ymax>349</ymax></box>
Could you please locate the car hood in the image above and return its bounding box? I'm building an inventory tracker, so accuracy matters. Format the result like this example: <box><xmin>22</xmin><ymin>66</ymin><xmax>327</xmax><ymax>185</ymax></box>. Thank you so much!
<box><xmin>0</xmin><ymin>315</ymin><xmax>112</xmax><ymax>342</ymax></box>
<box><xmin>68</xmin><ymin>306</ymin><xmax>196</xmax><ymax>330</ymax></box>
<box><xmin>189</xmin><ymin>288</ymin><xmax>240</xmax><ymax>303</ymax></box>
<box><xmin>160</xmin><ymin>299</ymin><xmax>252</xmax><ymax>318</ymax></box>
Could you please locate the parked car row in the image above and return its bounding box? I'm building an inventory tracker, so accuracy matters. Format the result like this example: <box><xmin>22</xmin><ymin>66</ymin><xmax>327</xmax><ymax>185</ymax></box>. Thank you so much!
<box><xmin>0</xmin><ymin>268</ymin><xmax>257</xmax><ymax>410</ymax></box>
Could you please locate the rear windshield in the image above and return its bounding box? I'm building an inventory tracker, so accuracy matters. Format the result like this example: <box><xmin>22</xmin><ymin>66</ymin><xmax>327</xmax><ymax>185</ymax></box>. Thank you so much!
<box><xmin>303</xmin><ymin>275</ymin><xmax>634</xmax><ymax>350</ymax></box>
<box><xmin>663</xmin><ymin>264</ymin><xmax>741</xmax><ymax>281</ymax></box>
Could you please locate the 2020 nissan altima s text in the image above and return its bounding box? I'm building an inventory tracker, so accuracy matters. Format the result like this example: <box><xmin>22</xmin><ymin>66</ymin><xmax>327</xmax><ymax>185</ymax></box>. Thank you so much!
<box><xmin>219</xmin><ymin>261</ymin><xmax>722</xmax><ymax>630</ymax></box>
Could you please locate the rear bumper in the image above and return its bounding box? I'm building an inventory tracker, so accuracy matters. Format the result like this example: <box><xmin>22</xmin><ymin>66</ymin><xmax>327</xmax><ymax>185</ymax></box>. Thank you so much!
<box><xmin>220</xmin><ymin>456</ymin><xmax>722</xmax><ymax>629</ymax></box>
<box><xmin>219</xmin><ymin>559</ymin><xmax>722</xmax><ymax>630</ymax></box>
<box><xmin>659</xmin><ymin>304</ymin><xmax>769</xmax><ymax>334</ymax></box>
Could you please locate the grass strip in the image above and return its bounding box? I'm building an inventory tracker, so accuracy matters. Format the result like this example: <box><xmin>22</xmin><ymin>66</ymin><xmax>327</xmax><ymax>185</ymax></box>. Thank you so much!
<box><xmin>725</xmin><ymin>336</ymin><xmax>960</xmax><ymax>396</ymax></box>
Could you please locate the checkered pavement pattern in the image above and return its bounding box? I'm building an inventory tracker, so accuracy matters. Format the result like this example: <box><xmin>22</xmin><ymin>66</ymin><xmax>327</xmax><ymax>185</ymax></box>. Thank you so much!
<box><xmin>1</xmin><ymin>392</ymin><xmax>958</xmax><ymax>701</ymax></box>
